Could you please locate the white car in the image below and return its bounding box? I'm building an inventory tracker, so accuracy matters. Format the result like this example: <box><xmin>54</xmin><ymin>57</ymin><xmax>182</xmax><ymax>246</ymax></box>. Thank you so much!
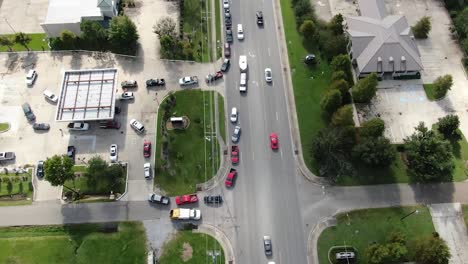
<box><xmin>239</xmin><ymin>55</ymin><xmax>247</xmax><ymax>72</ymax></box>
<box><xmin>179</xmin><ymin>76</ymin><xmax>198</xmax><ymax>86</ymax></box>
<box><xmin>109</xmin><ymin>144</ymin><xmax>118</xmax><ymax>163</ymax></box>
<box><xmin>265</xmin><ymin>68</ymin><xmax>272</xmax><ymax>82</ymax></box>
<box><xmin>43</xmin><ymin>90</ymin><xmax>58</xmax><ymax>103</ymax></box>
<box><xmin>232</xmin><ymin>125</ymin><xmax>241</xmax><ymax>143</ymax></box>
<box><xmin>223</xmin><ymin>0</ymin><xmax>229</xmax><ymax>9</ymax></box>
<box><xmin>120</xmin><ymin>92</ymin><xmax>134</xmax><ymax>100</ymax></box>
<box><xmin>130</xmin><ymin>119</ymin><xmax>145</xmax><ymax>133</ymax></box>
<box><xmin>237</xmin><ymin>24</ymin><xmax>244</xmax><ymax>40</ymax></box>
<box><xmin>144</xmin><ymin>162</ymin><xmax>151</xmax><ymax>179</ymax></box>
<box><xmin>230</xmin><ymin>107</ymin><xmax>238</xmax><ymax>122</ymax></box>
<box><xmin>26</xmin><ymin>69</ymin><xmax>37</xmax><ymax>86</ymax></box>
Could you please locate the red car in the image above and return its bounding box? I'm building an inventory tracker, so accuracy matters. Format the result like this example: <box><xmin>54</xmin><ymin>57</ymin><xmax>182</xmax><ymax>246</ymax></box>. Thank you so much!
<box><xmin>225</xmin><ymin>168</ymin><xmax>237</xmax><ymax>187</ymax></box>
<box><xmin>143</xmin><ymin>140</ymin><xmax>151</xmax><ymax>157</ymax></box>
<box><xmin>231</xmin><ymin>146</ymin><xmax>239</xmax><ymax>164</ymax></box>
<box><xmin>175</xmin><ymin>194</ymin><xmax>199</xmax><ymax>205</ymax></box>
<box><xmin>269</xmin><ymin>133</ymin><xmax>279</xmax><ymax>150</ymax></box>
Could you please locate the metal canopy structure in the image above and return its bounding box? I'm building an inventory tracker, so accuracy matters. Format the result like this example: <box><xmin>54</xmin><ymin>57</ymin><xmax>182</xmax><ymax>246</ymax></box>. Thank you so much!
<box><xmin>55</xmin><ymin>68</ymin><xmax>117</xmax><ymax>122</ymax></box>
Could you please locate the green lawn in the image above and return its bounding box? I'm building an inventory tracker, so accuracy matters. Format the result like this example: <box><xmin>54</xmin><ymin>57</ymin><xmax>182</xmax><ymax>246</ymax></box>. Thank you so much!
<box><xmin>214</xmin><ymin>0</ymin><xmax>222</xmax><ymax>59</ymax></box>
<box><xmin>318</xmin><ymin>206</ymin><xmax>435</xmax><ymax>264</ymax></box>
<box><xmin>0</xmin><ymin>123</ymin><xmax>9</xmax><ymax>132</ymax></box>
<box><xmin>155</xmin><ymin>90</ymin><xmax>222</xmax><ymax>195</ymax></box>
<box><xmin>65</xmin><ymin>165</ymin><xmax>125</xmax><ymax>195</ymax></box>
<box><xmin>280</xmin><ymin>0</ymin><xmax>330</xmax><ymax>174</ymax></box>
<box><xmin>0</xmin><ymin>222</ymin><xmax>146</xmax><ymax>264</ymax></box>
<box><xmin>0</xmin><ymin>33</ymin><xmax>50</xmax><ymax>52</ymax></box>
<box><xmin>218</xmin><ymin>93</ymin><xmax>226</xmax><ymax>142</ymax></box>
<box><xmin>159</xmin><ymin>231</ymin><xmax>224</xmax><ymax>264</ymax></box>
<box><xmin>423</xmin><ymin>84</ymin><xmax>436</xmax><ymax>101</ymax></box>
<box><xmin>182</xmin><ymin>0</ymin><xmax>212</xmax><ymax>62</ymax></box>
<box><xmin>463</xmin><ymin>205</ymin><xmax>468</xmax><ymax>228</ymax></box>
<box><xmin>0</xmin><ymin>170</ymin><xmax>33</xmax><ymax>204</ymax></box>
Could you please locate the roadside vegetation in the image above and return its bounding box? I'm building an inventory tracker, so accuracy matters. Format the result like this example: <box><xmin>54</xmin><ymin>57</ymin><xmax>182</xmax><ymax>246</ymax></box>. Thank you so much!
<box><xmin>423</xmin><ymin>74</ymin><xmax>454</xmax><ymax>100</ymax></box>
<box><xmin>49</xmin><ymin>17</ymin><xmax>139</xmax><ymax>55</ymax></box>
<box><xmin>463</xmin><ymin>205</ymin><xmax>468</xmax><ymax>228</ymax></box>
<box><xmin>45</xmin><ymin>155</ymin><xmax>125</xmax><ymax>201</ymax></box>
<box><xmin>155</xmin><ymin>90</ymin><xmax>223</xmax><ymax>195</ymax></box>
<box><xmin>214</xmin><ymin>0</ymin><xmax>222</xmax><ymax>59</ymax></box>
<box><xmin>159</xmin><ymin>231</ymin><xmax>224</xmax><ymax>263</ymax></box>
<box><xmin>0</xmin><ymin>33</ymin><xmax>49</xmax><ymax>52</ymax></box>
<box><xmin>0</xmin><ymin>168</ymin><xmax>33</xmax><ymax>206</ymax></box>
<box><xmin>218</xmin><ymin>93</ymin><xmax>226</xmax><ymax>142</ymax></box>
<box><xmin>0</xmin><ymin>123</ymin><xmax>9</xmax><ymax>132</ymax></box>
<box><xmin>318</xmin><ymin>206</ymin><xmax>450</xmax><ymax>264</ymax></box>
<box><xmin>0</xmin><ymin>222</ymin><xmax>146</xmax><ymax>263</ymax></box>
<box><xmin>443</xmin><ymin>0</ymin><xmax>468</xmax><ymax>71</ymax></box>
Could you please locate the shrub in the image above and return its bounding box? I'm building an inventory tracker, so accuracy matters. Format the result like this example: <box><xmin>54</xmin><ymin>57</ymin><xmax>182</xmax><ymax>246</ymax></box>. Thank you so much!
<box><xmin>412</xmin><ymin>16</ymin><xmax>432</xmax><ymax>39</ymax></box>
<box><xmin>331</xmin><ymin>105</ymin><xmax>354</xmax><ymax>127</ymax></box>
<box><xmin>320</xmin><ymin>89</ymin><xmax>342</xmax><ymax>116</ymax></box>
<box><xmin>352</xmin><ymin>73</ymin><xmax>378</xmax><ymax>103</ymax></box>
<box><xmin>360</xmin><ymin>118</ymin><xmax>385</xmax><ymax>138</ymax></box>
<box><xmin>432</xmin><ymin>74</ymin><xmax>453</xmax><ymax>99</ymax></box>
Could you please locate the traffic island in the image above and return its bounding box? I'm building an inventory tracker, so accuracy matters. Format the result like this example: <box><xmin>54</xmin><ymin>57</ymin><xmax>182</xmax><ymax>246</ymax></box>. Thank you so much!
<box><xmin>155</xmin><ymin>90</ymin><xmax>224</xmax><ymax>195</ymax></box>
<box><xmin>0</xmin><ymin>122</ymin><xmax>10</xmax><ymax>133</ymax></box>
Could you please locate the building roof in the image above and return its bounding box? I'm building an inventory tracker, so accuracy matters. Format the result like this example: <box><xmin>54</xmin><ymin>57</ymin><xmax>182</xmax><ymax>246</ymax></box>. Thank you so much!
<box><xmin>55</xmin><ymin>69</ymin><xmax>118</xmax><ymax>122</ymax></box>
<box><xmin>43</xmin><ymin>0</ymin><xmax>103</xmax><ymax>24</ymax></box>
<box><xmin>346</xmin><ymin>0</ymin><xmax>423</xmax><ymax>74</ymax></box>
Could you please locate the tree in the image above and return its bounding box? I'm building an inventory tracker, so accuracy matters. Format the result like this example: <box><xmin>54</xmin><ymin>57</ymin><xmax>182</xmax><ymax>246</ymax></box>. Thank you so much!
<box><xmin>352</xmin><ymin>73</ymin><xmax>378</xmax><ymax>103</ymax></box>
<box><xmin>85</xmin><ymin>156</ymin><xmax>108</xmax><ymax>188</ymax></box>
<box><xmin>311</xmin><ymin>126</ymin><xmax>355</xmax><ymax>181</ymax></box>
<box><xmin>330</xmin><ymin>54</ymin><xmax>353</xmax><ymax>84</ymax></box>
<box><xmin>331</xmin><ymin>71</ymin><xmax>347</xmax><ymax>83</ymax></box>
<box><xmin>319</xmin><ymin>30</ymin><xmax>348</xmax><ymax>59</ymax></box>
<box><xmin>14</xmin><ymin>32</ymin><xmax>32</xmax><ymax>51</ymax></box>
<box><xmin>331</xmin><ymin>105</ymin><xmax>354</xmax><ymax>127</ymax></box>
<box><xmin>299</xmin><ymin>20</ymin><xmax>316</xmax><ymax>40</ymax></box>
<box><xmin>353</xmin><ymin>136</ymin><xmax>396</xmax><ymax>167</ymax></box>
<box><xmin>0</xmin><ymin>36</ymin><xmax>14</xmax><ymax>51</ymax></box>
<box><xmin>414</xmin><ymin>233</ymin><xmax>451</xmax><ymax>264</ymax></box>
<box><xmin>386</xmin><ymin>242</ymin><xmax>408</xmax><ymax>262</ymax></box>
<box><xmin>44</xmin><ymin>155</ymin><xmax>78</xmax><ymax>196</ymax></box>
<box><xmin>6</xmin><ymin>179</ymin><xmax>13</xmax><ymax>195</ymax></box>
<box><xmin>437</xmin><ymin>114</ymin><xmax>460</xmax><ymax>140</ymax></box>
<box><xmin>433</xmin><ymin>74</ymin><xmax>453</xmax><ymax>99</ymax></box>
<box><xmin>153</xmin><ymin>16</ymin><xmax>178</xmax><ymax>39</ymax></box>
<box><xmin>366</xmin><ymin>243</ymin><xmax>390</xmax><ymax>264</ymax></box>
<box><xmin>320</xmin><ymin>89</ymin><xmax>342</xmax><ymax>115</ymax></box>
<box><xmin>108</xmin><ymin>15</ymin><xmax>139</xmax><ymax>54</ymax></box>
<box><xmin>360</xmin><ymin>118</ymin><xmax>385</xmax><ymax>138</ymax></box>
<box><xmin>412</xmin><ymin>16</ymin><xmax>432</xmax><ymax>39</ymax></box>
<box><xmin>107</xmin><ymin>164</ymin><xmax>124</xmax><ymax>190</ymax></box>
<box><xmin>329</xmin><ymin>13</ymin><xmax>344</xmax><ymax>35</ymax></box>
<box><xmin>294</xmin><ymin>0</ymin><xmax>313</xmax><ymax>26</ymax></box>
<box><xmin>59</xmin><ymin>30</ymin><xmax>77</xmax><ymax>50</ymax></box>
<box><xmin>404</xmin><ymin>122</ymin><xmax>454</xmax><ymax>182</ymax></box>
<box><xmin>80</xmin><ymin>20</ymin><xmax>108</xmax><ymax>50</ymax></box>
<box><xmin>454</xmin><ymin>8</ymin><xmax>468</xmax><ymax>39</ymax></box>
<box><xmin>329</xmin><ymin>79</ymin><xmax>349</xmax><ymax>97</ymax></box>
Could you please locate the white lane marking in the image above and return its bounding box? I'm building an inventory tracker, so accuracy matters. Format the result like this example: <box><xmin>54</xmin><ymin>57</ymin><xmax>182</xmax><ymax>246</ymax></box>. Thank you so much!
<box><xmin>268</xmin><ymin>48</ymin><xmax>271</xmax><ymax>57</ymax></box>
<box><xmin>240</xmin><ymin>154</ymin><xmax>243</xmax><ymax>164</ymax></box>
<box><xmin>280</xmin><ymin>149</ymin><xmax>283</xmax><ymax>158</ymax></box>
<box><xmin>276</xmin><ymin>112</ymin><xmax>279</xmax><ymax>121</ymax></box>
<box><xmin>252</xmin><ymin>151</ymin><xmax>255</xmax><ymax>160</ymax></box>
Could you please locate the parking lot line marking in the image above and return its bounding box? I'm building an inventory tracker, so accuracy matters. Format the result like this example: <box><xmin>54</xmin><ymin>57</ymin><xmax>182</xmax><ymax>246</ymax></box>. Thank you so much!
<box><xmin>384</xmin><ymin>89</ymin><xmax>390</xmax><ymax>103</ymax></box>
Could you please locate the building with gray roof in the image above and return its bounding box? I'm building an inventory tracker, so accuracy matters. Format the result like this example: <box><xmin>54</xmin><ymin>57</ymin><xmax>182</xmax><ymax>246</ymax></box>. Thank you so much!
<box><xmin>345</xmin><ymin>0</ymin><xmax>423</xmax><ymax>79</ymax></box>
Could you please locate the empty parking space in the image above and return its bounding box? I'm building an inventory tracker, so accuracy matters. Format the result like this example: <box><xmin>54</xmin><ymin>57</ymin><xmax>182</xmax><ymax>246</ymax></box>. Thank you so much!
<box><xmin>0</xmin><ymin>0</ymin><xmax>49</xmax><ymax>34</ymax></box>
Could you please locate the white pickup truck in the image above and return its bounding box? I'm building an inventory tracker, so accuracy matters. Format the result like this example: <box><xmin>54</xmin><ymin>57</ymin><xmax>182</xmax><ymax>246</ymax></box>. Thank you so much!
<box><xmin>67</xmin><ymin>122</ymin><xmax>89</xmax><ymax>131</ymax></box>
<box><xmin>239</xmin><ymin>55</ymin><xmax>247</xmax><ymax>72</ymax></box>
<box><xmin>169</xmin><ymin>208</ymin><xmax>201</xmax><ymax>220</ymax></box>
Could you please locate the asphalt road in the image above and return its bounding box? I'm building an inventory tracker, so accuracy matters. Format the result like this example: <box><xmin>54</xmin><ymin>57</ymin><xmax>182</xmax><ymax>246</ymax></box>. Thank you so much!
<box><xmin>223</xmin><ymin>0</ymin><xmax>308</xmax><ymax>262</ymax></box>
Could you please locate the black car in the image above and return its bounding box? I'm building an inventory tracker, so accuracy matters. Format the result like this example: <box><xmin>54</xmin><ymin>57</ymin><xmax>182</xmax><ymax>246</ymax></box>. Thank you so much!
<box><xmin>146</xmin><ymin>78</ymin><xmax>165</xmax><ymax>87</ymax></box>
<box><xmin>221</xmin><ymin>58</ymin><xmax>230</xmax><ymax>72</ymax></box>
<box><xmin>115</xmin><ymin>106</ymin><xmax>122</xmax><ymax>114</ymax></box>
<box><xmin>256</xmin><ymin>11</ymin><xmax>264</xmax><ymax>25</ymax></box>
<box><xmin>304</xmin><ymin>54</ymin><xmax>316</xmax><ymax>65</ymax></box>
<box><xmin>36</xmin><ymin>161</ymin><xmax>44</xmax><ymax>178</ymax></box>
<box><xmin>225</xmin><ymin>13</ymin><xmax>232</xmax><ymax>27</ymax></box>
<box><xmin>67</xmin><ymin>146</ymin><xmax>76</xmax><ymax>161</ymax></box>
<box><xmin>226</xmin><ymin>29</ymin><xmax>233</xmax><ymax>43</ymax></box>
<box><xmin>33</xmin><ymin>123</ymin><xmax>50</xmax><ymax>131</ymax></box>
<box><xmin>204</xmin><ymin>195</ymin><xmax>223</xmax><ymax>204</ymax></box>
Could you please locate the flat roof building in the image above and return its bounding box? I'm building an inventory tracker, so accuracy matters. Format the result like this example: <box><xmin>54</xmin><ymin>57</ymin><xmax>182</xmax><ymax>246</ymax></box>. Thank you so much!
<box><xmin>55</xmin><ymin>68</ymin><xmax>118</xmax><ymax>122</ymax></box>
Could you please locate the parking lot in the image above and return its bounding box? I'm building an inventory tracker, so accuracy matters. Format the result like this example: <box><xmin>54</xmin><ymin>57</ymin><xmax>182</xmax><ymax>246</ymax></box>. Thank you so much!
<box><xmin>0</xmin><ymin>51</ymin><xmax>220</xmax><ymax>201</ymax></box>
<box><xmin>0</xmin><ymin>0</ymin><xmax>49</xmax><ymax>34</ymax></box>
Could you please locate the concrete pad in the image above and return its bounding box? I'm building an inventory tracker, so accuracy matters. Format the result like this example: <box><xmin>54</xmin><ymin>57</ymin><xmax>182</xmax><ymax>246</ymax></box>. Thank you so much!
<box><xmin>429</xmin><ymin>203</ymin><xmax>468</xmax><ymax>264</ymax></box>
<box><xmin>34</xmin><ymin>177</ymin><xmax>62</xmax><ymax>201</ymax></box>
<box><xmin>0</xmin><ymin>0</ymin><xmax>49</xmax><ymax>34</ymax></box>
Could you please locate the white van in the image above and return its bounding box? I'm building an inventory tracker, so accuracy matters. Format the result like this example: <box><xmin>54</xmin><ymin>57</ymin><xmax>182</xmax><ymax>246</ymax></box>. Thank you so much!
<box><xmin>239</xmin><ymin>73</ymin><xmax>247</xmax><ymax>92</ymax></box>
<box><xmin>43</xmin><ymin>90</ymin><xmax>58</xmax><ymax>103</ymax></box>
<box><xmin>237</xmin><ymin>24</ymin><xmax>244</xmax><ymax>40</ymax></box>
<box><xmin>239</xmin><ymin>55</ymin><xmax>247</xmax><ymax>72</ymax></box>
<box><xmin>25</xmin><ymin>69</ymin><xmax>37</xmax><ymax>86</ymax></box>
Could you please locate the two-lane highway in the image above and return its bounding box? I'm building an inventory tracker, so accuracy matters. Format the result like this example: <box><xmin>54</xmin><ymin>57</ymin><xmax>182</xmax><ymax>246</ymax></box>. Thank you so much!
<box><xmin>223</xmin><ymin>0</ymin><xmax>308</xmax><ymax>262</ymax></box>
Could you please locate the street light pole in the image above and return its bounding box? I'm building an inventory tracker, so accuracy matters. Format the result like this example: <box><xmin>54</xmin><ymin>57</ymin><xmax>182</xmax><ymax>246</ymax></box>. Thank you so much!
<box><xmin>3</xmin><ymin>17</ymin><xmax>16</xmax><ymax>34</ymax></box>
<box><xmin>400</xmin><ymin>209</ymin><xmax>419</xmax><ymax>221</ymax></box>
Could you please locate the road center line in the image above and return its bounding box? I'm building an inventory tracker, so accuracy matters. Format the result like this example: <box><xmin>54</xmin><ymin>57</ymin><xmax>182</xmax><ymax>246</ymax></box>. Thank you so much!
<box><xmin>268</xmin><ymin>48</ymin><xmax>271</xmax><ymax>57</ymax></box>
<box><xmin>252</xmin><ymin>151</ymin><xmax>255</xmax><ymax>160</ymax></box>
<box><xmin>276</xmin><ymin>112</ymin><xmax>279</xmax><ymax>121</ymax></box>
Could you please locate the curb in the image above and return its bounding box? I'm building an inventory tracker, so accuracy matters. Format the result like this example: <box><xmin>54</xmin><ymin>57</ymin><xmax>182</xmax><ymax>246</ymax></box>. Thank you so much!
<box><xmin>271</xmin><ymin>0</ymin><xmax>330</xmax><ymax>186</ymax></box>
<box><xmin>116</xmin><ymin>162</ymin><xmax>130</xmax><ymax>201</ymax></box>
<box><xmin>307</xmin><ymin>217</ymin><xmax>338</xmax><ymax>264</ymax></box>
<box><xmin>194</xmin><ymin>223</ymin><xmax>235</xmax><ymax>264</ymax></box>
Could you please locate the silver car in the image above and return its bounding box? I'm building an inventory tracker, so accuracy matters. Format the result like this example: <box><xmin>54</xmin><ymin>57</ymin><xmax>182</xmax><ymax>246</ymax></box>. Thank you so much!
<box><xmin>231</xmin><ymin>125</ymin><xmax>241</xmax><ymax>143</ymax></box>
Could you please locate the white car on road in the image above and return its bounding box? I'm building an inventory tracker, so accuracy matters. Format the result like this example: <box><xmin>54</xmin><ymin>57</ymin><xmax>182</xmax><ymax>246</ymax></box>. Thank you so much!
<box><xmin>223</xmin><ymin>0</ymin><xmax>229</xmax><ymax>9</ymax></box>
<box><xmin>120</xmin><ymin>92</ymin><xmax>134</xmax><ymax>100</ymax></box>
<box><xmin>144</xmin><ymin>162</ymin><xmax>151</xmax><ymax>179</ymax></box>
<box><xmin>179</xmin><ymin>76</ymin><xmax>198</xmax><ymax>86</ymax></box>
<box><xmin>26</xmin><ymin>69</ymin><xmax>37</xmax><ymax>86</ymax></box>
<box><xmin>239</xmin><ymin>55</ymin><xmax>247</xmax><ymax>72</ymax></box>
<box><xmin>130</xmin><ymin>119</ymin><xmax>145</xmax><ymax>133</ymax></box>
<box><xmin>230</xmin><ymin>107</ymin><xmax>238</xmax><ymax>122</ymax></box>
<box><xmin>237</xmin><ymin>24</ymin><xmax>244</xmax><ymax>40</ymax></box>
<box><xmin>109</xmin><ymin>144</ymin><xmax>118</xmax><ymax>163</ymax></box>
<box><xmin>265</xmin><ymin>68</ymin><xmax>272</xmax><ymax>82</ymax></box>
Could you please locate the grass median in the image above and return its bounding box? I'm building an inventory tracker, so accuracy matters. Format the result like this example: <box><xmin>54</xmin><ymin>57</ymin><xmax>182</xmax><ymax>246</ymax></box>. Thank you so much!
<box><xmin>155</xmin><ymin>90</ymin><xmax>224</xmax><ymax>195</ymax></box>
<box><xmin>0</xmin><ymin>222</ymin><xmax>146</xmax><ymax>263</ymax></box>
<box><xmin>318</xmin><ymin>206</ymin><xmax>435</xmax><ymax>264</ymax></box>
<box><xmin>0</xmin><ymin>33</ymin><xmax>50</xmax><ymax>52</ymax></box>
<box><xmin>159</xmin><ymin>231</ymin><xmax>225</xmax><ymax>263</ymax></box>
<box><xmin>463</xmin><ymin>205</ymin><xmax>468</xmax><ymax>228</ymax></box>
<box><xmin>182</xmin><ymin>0</ymin><xmax>212</xmax><ymax>62</ymax></box>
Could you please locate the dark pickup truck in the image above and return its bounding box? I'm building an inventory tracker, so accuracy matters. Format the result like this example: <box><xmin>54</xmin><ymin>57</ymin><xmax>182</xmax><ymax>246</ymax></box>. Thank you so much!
<box><xmin>0</xmin><ymin>152</ymin><xmax>15</xmax><ymax>161</ymax></box>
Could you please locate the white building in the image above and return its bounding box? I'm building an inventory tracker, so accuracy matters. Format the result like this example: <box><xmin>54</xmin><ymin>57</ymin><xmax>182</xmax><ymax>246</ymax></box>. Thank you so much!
<box><xmin>41</xmin><ymin>0</ymin><xmax>119</xmax><ymax>38</ymax></box>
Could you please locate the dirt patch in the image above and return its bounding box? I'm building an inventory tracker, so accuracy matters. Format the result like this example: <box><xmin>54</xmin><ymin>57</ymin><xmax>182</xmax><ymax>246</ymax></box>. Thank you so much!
<box><xmin>181</xmin><ymin>242</ymin><xmax>193</xmax><ymax>262</ymax></box>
